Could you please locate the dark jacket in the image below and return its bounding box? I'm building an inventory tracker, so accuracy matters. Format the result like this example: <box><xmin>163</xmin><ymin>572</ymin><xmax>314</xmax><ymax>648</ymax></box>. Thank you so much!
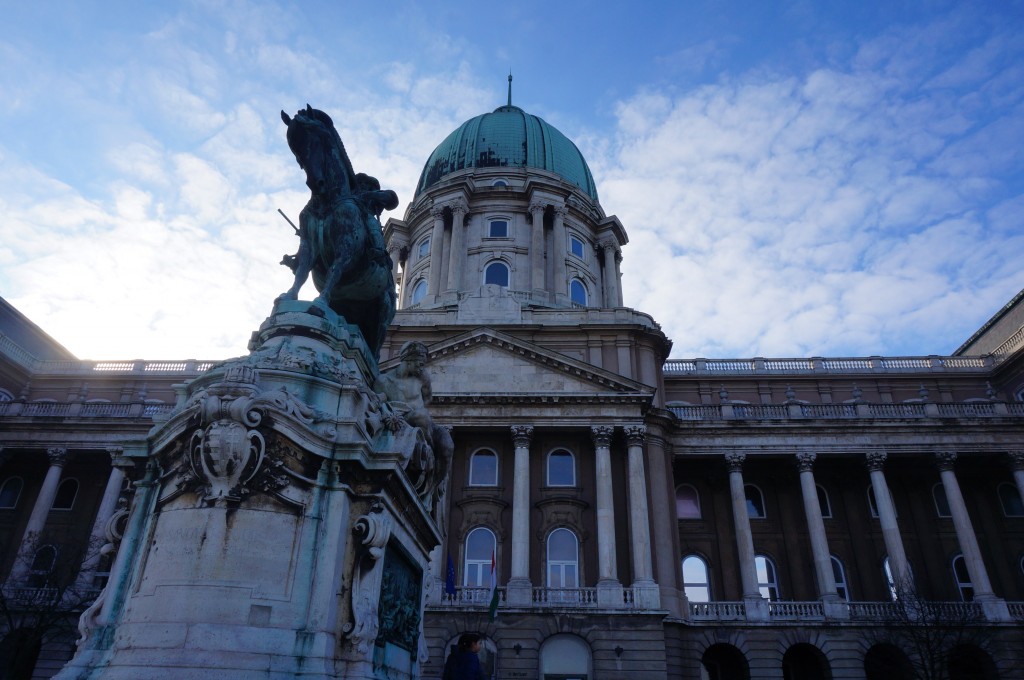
<box><xmin>442</xmin><ymin>647</ymin><xmax>485</xmax><ymax>680</ymax></box>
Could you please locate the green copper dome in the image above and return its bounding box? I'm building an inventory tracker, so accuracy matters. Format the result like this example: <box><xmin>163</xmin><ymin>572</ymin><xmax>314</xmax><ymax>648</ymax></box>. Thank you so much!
<box><xmin>416</xmin><ymin>105</ymin><xmax>598</xmax><ymax>201</ymax></box>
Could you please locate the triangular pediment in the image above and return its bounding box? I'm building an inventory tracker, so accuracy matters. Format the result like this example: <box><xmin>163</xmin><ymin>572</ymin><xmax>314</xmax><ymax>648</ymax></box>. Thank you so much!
<box><xmin>384</xmin><ymin>328</ymin><xmax>653</xmax><ymax>400</ymax></box>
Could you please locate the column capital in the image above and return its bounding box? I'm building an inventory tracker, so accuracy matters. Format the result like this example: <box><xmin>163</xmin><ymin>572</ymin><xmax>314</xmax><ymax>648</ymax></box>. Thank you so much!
<box><xmin>1008</xmin><ymin>451</ymin><xmax>1024</xmax><ymax>471</ymax></box>
<box><xmin>47</xmin><ymin>447</ymin><xmax>69</xmax><ymax>467</ymax></box>
<box><xmin>795</xmin><ymin>451</ymin><xmax>817</xmax><ymax>472</ymax></box>
<box><xmin>430</xmin><ymin>205</ymin><xmax>445</xmax><ymax>219</ymax></box>
<box><xmin>448</xmin><ymin>199</ymin><xmax>468</xmax><ymax>217</ymax></box>
<box><xmin>624</xmin><ymin>424</ymin><xmax>646</xmax><ymax>446</ymax></box>
<box><xmin>528</xmin><ymin>201</ymin><xmax>547</xmax><ymax>215</ymax></box>
<box><xmin>935</xmin><ymin>450</ymin><xmax>958</xmax><ymax>471</ymax></box>
<box><xmin>590</xmin><ymin>425</ymin><xmax>614</xmax><ymax>448</ymax></box>
<box><xmin>724</xmin><ymin>451</ymin><xmax>746</xmax><ymax>472</ymax></box>
<box><xmin>510</xmin><ymin>425</ymin><xmax>534</xmax><ymax>448</ymax></box>
<box><xmin>598</xmin><ymin>239</ymin><xmax>619</xmax><ymax>254</ymax></box>
<box><xmin>551</xmin><ymin>205</ymin><xmax>565</xmax><ymax>218</ymax></box>
<box><xmin>865</xmin><ymin>450</ymin><xmax>887</xmax><ymax>471</ymax></box>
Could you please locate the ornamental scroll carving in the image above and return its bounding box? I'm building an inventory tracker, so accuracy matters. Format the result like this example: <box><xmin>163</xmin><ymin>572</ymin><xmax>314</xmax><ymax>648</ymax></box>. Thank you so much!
<box><xmin>344</xmin><ymin>506</ymin><xmax>393</xmax><ymax>654</ymax></box>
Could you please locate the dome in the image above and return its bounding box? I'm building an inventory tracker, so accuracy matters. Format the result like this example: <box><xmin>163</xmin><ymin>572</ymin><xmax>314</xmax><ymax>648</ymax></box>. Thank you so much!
<box><xmin>415</xmin><ymin>105</ymin><xmax>598</xmax><ymax>201</ymax></box>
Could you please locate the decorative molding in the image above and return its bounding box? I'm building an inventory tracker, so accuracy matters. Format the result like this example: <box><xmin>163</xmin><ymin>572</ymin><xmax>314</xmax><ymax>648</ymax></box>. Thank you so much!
<box><xmin>865</xmin><ymin>450</ymin><xmax>888</xmax><ymax>472</ymax></box>
<box><xmin>624</xmin><ymin>424</ymin><xmax>646</xmax><ymax>446</ymax></box>
<box><xmin>510</xmin><ymin>425</ymin><xmax>534</xmax><ymax>448</ymax></box>
<box><xmin>345</xmin><ymin>506</ymin><xmax>393</xmax><ymax>654</ymax></box>
<box><xmin>47</xmin><ymin>447</ymin><xmax>69</xmax><ymax>467</ymax></box>
<box><xmin>795</xmin><ymin>451</ymin><xmax>817</xmax><ymax>472</ymax></box>
<box><xmin>1008</xmin><ymin>451</ymin><xmax>1024</xmax><ymax>471</ymax></box>
<box><xmin>724</xmin><ymin>451</ymin><xmax>746</xmax><ymax>472</ymax></box>
<box><xmin>590</xmin><ymin>425</ymin><xmax>614</xmax><ymax>448</ymax></box>
<box><xmin>934</xmin><ymin>450</ymin><xmax>958</xmax><ymax>471</ymax></box>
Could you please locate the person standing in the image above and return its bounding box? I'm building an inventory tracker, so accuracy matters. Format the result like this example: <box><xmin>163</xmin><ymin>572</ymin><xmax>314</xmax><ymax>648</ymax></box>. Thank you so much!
<box><xmin>442</xmin><ymin>633</ymin><xmax>486</xmax><ymax>680</ymax></box>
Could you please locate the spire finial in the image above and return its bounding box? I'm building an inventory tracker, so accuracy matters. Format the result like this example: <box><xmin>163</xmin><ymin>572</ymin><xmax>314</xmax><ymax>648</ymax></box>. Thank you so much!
<box><xmin>507</xmin><ymin>71</ymin><xmax>513</xmax><ymax>107</ymax></box>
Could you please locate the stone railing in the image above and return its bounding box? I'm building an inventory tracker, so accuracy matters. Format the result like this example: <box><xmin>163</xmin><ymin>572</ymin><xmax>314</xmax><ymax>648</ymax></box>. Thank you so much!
<box><xmin>437</xmin><ymin>586</ymin><xmax>505</xmax><ymax>608</ymax></box>
<box><xmin>1008</xmin><ymin>602</ymin><xmax>1024</xmax><ymax>621</ymax></box>
<box><xmin>689</xmin><ymin>601</ymin><xmax>746</xmax><ymax>621</ymax></box>
<box><xmin>664</xmin><ymin>355</ymin><xmax>992</xmax><ymax>376</ymax></box>
<box><xmin>768</xmin><ymin>601</ymin><xmax>825</xmax><ymax>620</ymax></box>
<box><xmin>669</xmin><ymin>402</ymin><xmax>1022</xmax><ymax>422</ymax></box>
<box><xmin>433</xmin><ymin>586</ymin><xmax>653</xmax><ymax>611</ymax></box>
<box><xmin>532</xmin><ymin>587</ymin><xmax>599</xmax><ymax>607</ymax></box>
<box><xmin>0</xmin><ymin>401</ymin><xmax>175</xmax><ymax>419</ymax></box>
<box><xmin>689</xmin><ymin>600</ymin><xmax>1011</xmax><ymax>623</ymax></box>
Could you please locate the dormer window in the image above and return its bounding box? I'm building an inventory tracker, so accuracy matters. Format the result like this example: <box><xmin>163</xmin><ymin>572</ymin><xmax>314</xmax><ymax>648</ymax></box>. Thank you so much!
<box><xmin>488</xmin><ymin>219</ymin><xmax>510</xmax><ymax>238</ymax></box>
<box><xmin>569</xmin><ymin>235</ymin><xmax>586</xmax><ymax>260</ymax></box>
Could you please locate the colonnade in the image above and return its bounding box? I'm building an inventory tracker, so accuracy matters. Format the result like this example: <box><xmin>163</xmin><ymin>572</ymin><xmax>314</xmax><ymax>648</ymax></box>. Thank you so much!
<box><xmin>3</xmin><ymin>447</ymin><xmax>130</xmax><ymax>588</ymax></box>
<box><xmin>712</xmin><ymin>448</ymin><xmax>1018</xmax><ymax>622</ymax></box>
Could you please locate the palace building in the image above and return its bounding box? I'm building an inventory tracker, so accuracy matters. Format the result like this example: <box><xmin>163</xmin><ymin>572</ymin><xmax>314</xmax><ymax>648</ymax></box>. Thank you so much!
<box><xmin>1</xmin><ymin>94</ymin><xmax>1023</xmax><ymax>679</ymax></box>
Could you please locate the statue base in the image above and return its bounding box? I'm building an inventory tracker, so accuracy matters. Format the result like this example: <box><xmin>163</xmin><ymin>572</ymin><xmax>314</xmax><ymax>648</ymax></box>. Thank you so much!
<box><xmin>56</xmin><ymin>304</ymin><xmax>442</xmax><ymax>679</ymax></box>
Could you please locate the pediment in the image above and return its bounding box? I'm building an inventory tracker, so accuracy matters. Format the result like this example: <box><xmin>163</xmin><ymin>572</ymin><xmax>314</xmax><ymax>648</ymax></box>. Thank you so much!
<box><xmin>388</xmin><ymin>328</ymin><xmax>652</xmax><ymax>399</ymax></box>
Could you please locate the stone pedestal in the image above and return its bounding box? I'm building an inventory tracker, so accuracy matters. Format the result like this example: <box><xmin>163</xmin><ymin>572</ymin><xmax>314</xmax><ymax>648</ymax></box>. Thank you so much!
<box><xmin>57</xmin><ymin>302</ymin><xmax>443</xmax><ymax>680</ymax></box>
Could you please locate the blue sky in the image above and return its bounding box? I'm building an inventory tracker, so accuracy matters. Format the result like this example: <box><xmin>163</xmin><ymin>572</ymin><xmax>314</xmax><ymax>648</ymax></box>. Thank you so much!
<box><xmin>1</xmin><ymin>1</ymin><xmax>1022</xmax><ymax>360</ymax></box>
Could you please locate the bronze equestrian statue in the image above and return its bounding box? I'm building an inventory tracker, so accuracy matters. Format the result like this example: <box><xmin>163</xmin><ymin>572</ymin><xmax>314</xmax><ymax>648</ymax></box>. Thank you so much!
<box><xmin>277</xmin><ymin>105</ymin><xmax>397</xmax><ymax>359</ymax></box>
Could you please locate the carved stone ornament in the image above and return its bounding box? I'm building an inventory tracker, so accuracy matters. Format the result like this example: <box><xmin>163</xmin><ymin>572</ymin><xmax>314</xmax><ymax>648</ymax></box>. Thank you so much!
<box><xmin>510</xmin><ymin>425</ymin><xmax>534</xmax><ymax>448</ymax></box>
<box><xmin>1008</xmin><ymin>451</ymin><xmax>1024</xmax><ymax>472</ymax></box>
<box><xmin>724</xmin><ymin>451</ymin><xmax>746</xmax><ymax>472</ymax></box>
<box><xmin>795</xmin><ymin>451</ymin><xmax>817</xmax><ymax>472</ymax></box>
<box><xmin>934</xmin><ymin>450</ymin><xmax>958</xmax><ymax>471</ymax></box>
<box><xmin>590</xmin><ymin>425</ymin><xmax>614</xmax><ymax>448</ymax></box>
<box><xmin>865</xmin><ymin>450</ymin><xmax>888</xmax><ymax>472</ymax></box>
<box><xmin>344</xmin><ymin>506</ymin><xmax>393</xmax><ymax>654</ymax></box>
<box><xmin>624</xmin><ymin>424</ymin><xmax>646</xmax><ymax>446</ymax></box>
<box><xmin>47</xmin><ymin>446</ymin><xmax>69</xmax><ymax>467</ymax></box>
<box><xmin>189</xmin><ymin>412</ymin><xmax>266</xmax><ymax>505</ymax></box>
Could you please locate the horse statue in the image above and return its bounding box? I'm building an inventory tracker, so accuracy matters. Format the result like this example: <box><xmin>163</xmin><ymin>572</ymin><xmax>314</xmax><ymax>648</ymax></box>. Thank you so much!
<box><xmin>277</xmin><ymin>105</ymin><xmax>398</xmax><ymax>359</ymax></box>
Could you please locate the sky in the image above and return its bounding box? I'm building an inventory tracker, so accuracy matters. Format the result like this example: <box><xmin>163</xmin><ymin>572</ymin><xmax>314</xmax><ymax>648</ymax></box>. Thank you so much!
<box><xmin>1</xmin><ymin>0</ymin><xmax>1022</xmax><ymax>361</ymax></box>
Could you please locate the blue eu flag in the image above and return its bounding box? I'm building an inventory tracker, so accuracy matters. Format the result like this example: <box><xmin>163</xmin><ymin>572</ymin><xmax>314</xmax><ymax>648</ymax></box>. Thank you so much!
<box><xmin>445</xmin><ymin>549</ymin><xmax>457</xmax><ymax>596</ymax></box>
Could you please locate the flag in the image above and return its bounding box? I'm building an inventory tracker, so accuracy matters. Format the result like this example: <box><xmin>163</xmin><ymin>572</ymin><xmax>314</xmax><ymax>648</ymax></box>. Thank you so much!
<box><xmin>487</xmin><ymin>548</ymin><xmax>499</xmax><ymax>620</ymax></box>
<box><xmin>444</xmin><ymin>549</ymin><xmax>456</xmax><ymax>597</ymax></box>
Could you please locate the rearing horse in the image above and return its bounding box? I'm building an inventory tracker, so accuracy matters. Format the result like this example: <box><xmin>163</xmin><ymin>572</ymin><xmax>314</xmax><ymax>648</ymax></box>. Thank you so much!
<box><xmin>277</xmin><ymin>106</ymin><xmax>398</xmax><ymax>359</ymax></box>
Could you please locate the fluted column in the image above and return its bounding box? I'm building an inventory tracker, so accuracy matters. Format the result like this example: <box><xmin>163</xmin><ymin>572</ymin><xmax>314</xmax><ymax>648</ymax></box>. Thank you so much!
<box><xmin>935</xmin><ymin>451</ymin><xmax>995</xmax><ymax>600</ymax></box>
<box><xmin>10</xmin><ymin>447</ymin><xmax>69</xmax><ymax>582</ymax></box>
<box><xmin>1010</xmin><ymin>452</ymin><xmax>1024</xmax><ymax>508</ymax></box>
<box><xmin>509</xmin><ymin>425</ymin><xmax>533</xmax><ymax>586</ymax></box>
<box><xmin>427</xmin><ymin>206</ymin><xmax>445</xmax><ymax>298</ymax></box>
<box><xmin>446</xmin><ymin>202</ymin><xmax>467</xmax><ymax>292</ymax></box>
<box><xmin>600</xmin><ymin>241</ymin><xmax>619</xmax><ymax>307</ymax></box>
<box><xmin>796</xmin><ymin>452</ymin><xmax>839</xmax><ymax>602</ymax></box>
<box><xmin>591</xmin><ymin>426</ymin><xmax>618</xmax><ymax>584</ymax></box>
<box><xmin>624</xmin><ymin>425</ymin><xmax>654</xmax><ymax>585</ymax></box>
<box><xmin>725</xmin><ymin>452</ymin><xmax>761</xmax><ymax>600</ymax></box>
<box><xmin>529</xmin><ymin>202</ymin><xmax>546</xmax><ymax>292</ymax></box>
<box><xmin>552</xmin><ymin>207</ymin><xmax>567</xmax><ymax>299</ymax></box>
<box><xmin>865</xmin><ymin>450</ymin><xmax>912</xmax><ymax>592</ymax></box>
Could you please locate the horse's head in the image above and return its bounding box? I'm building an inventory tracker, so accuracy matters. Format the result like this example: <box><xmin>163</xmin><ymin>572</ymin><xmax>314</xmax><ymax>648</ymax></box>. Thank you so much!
<box><xmin>282</xmin><ymin>105</ymin><xmax>346</xmax><ymax>196</ymax></box>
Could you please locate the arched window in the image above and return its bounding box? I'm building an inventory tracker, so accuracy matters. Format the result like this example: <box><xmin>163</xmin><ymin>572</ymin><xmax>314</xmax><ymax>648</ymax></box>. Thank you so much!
<box><xmin>487</xmin><ymin>219</ymin><xmax>509</xmax><ymax>238</ymax></box>
<box><xmin>675</xmin><ymin>484</ymin><xmax>701</xmax><ymax>519</ymax></box>
<box><xmin>883</xmin><ymin>556</ymin><xmax>914</xmax><ymax>600</ymax></box>
<box><xmin>745</xmin><ymin>484</ymin><xmax>766</xmax><ymax>519</ymax></box>
<box><xmin>816</xmin><ymin>484</ymin><xmax>832</xmax><ymax>518</ymax></box>
<box><xmin>0</xmin><ymin>477</ymin><xmax>23</xmax><ymax>509</ymax></box>
<box><xmin>469</xmin><ymin>449</ymin><xmax>498</xmax><ymax>486</ymax></box>
<box><xmin>952</xmin><ymin>554</ymin><xmax>973</xmax><ymax>601</ymax></box>
<box><xmin>569</xmin><ymin>279</ymin><xmax>587</xmax><ymax>306</ymax></box>
<box><xmin>483</xmin><ymin>261</ymin><xmax>509</xmax><ymax>287</ymax></box>
<box><xmin>547</xmin><ymin>450</ymin><xmax>575</xmax><ymax>486</ymax></box>
<box><xmin>540</xmin><ymin>634</ymin><xmax>591</xmax><ymax>679</ymax></box>
<box><xmin>682</xmin><ymin>555</ymin><xmax>711</xmax><ymax>602</ymax></box>
<box><xmin>0</xmin><ymin>389</ymin><xmax>13</xmax><ymax>402</ymax></box>
<box><xmin>933</xmin><ymin>483</ymin><xmax>952</xmax><ymax>518</ymax></box>
<box><xmin>755</xmin><ymin>554</ymin><xmax>779</xmax><ymax>600</ymax></box>
<box><xmin>28</xmin><ymin>545</ymin><xmax>58</xmax><ymax>588</ymax></box>
<box><xmin>52</xmin><ymin>478</ymin><xmax>78</xmax><ymax>511</ymax></box>
<box><xmin>463</xmin><ymin>528</ymin><xmax>495</xmax><ymax>588</ymax></box>
<box><xmin>546</xmin><ymin>528</ymin><xmax>579</xmax><ymax>590</ymax></box>
<box><xmin>569</xmin><ymin>235</ymin><xmax>586</xmax><ymax>260</ymax></box>
<box><xmin>491</xmin><ymin>179</ymin><xmax>508</xmax><ymax>188</ymax></box>
<box><xmin>831</xmin><ymin>555</ymin><xmax>850</xmax><ymax>601</ymax></box>
<box><xmin>998</xmin><ymin>482</ymin><xmax>1024</xmax><ymax>517</ymax></box>
<box><xmin>410</xmin><ymin>279</ymin><xmax>428</xmax><ymax>305</ymax></box>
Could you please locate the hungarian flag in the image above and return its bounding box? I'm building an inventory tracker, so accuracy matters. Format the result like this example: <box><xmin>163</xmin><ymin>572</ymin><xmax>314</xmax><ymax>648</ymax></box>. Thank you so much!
<box><xmin>487</xmin><ymin>548</ymin><xmax>499</xmax><ymax>620</ymax></box>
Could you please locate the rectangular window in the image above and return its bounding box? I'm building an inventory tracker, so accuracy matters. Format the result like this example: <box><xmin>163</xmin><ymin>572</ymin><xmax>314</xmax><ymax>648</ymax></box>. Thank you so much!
<box><xmin>418</xmin><ymin>238</ymin><xmax>430</xmax><ymax>258</ymax></box>
<box><xmin>570</xmin><ymin>236</ymin><xmax>585</xmax><ymax>259</ymax></box>
<box><xmin>488</xmin><ymin>220</ymin><xmax>509</xmax><ymax>238</ymax></box>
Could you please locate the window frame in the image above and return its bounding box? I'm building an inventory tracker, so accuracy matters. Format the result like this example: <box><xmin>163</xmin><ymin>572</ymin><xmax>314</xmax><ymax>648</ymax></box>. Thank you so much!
<box><xmin>410</xmin><ymin>279</ymin><xmax>427</xmax><ymax>305</ymax></box>
<box><xmin>755</xmin><ymin>554</ymin><xmax>779</xmax><ymax>600</ymax></box>
<box><xmin>417</xmin><ymin>237</ymin><xmax>430</xmax><ymax>259</ymax></box>
<box><xmin>546</xmin><ymin>450</ymin><xmax>576</xmax><ymax>487</ymax></box>
<box><xmin>675</xmin><ymin>484</ymin><xmax>702</xmax><ymax>519</ymax></box>
<box><xmin>831</xmin><ymin>555</ymin><xmax>850</xmax><ymax>601</ymax></box>
<box><xmin>0</xmin><ymin>477</ymin><xmax>24</xmax><ymax>509</ymax></box>
<box><xmin>952</xmin><ymin>554</ymin><xmax>974</xmax><ymax>601</ymax></box>
<box><xmin>816</xmin><ymin>484</ymin><xmax>832</xmax><ymax>519</ymax></box>
<box><xmin>29</xmin><ymin>545</ymin><xmax>58</xmax><ymax>588</ymax></box>
<box><xmin>486</xmin><ymin>217</ymin><xmax>511</xmax><ymax>239</ymax></box>
<box><xmin>998</xmin><ymin>482</ymin><xmax>1024</xmax><ymax>517</ymax></box>
<box><xmin>569</xmin><ymin>234</ymin><xmax>586</xmax><ymax>260</ymax></box>
<box><xmin>682</xmin><ymin>554</ymin><xmax>712</xmax><ymax>603</ymax></box>
<box><xmin>468</xmin><ymin>449</ymin><xmax>499</xmax><ymax>486</ymax></box>
<box><xmin>546</xmin><ymin>528</ymin><xmax>580</xmax><ymax>590</ymax></box>
<box><xmin>483</xmin><ymin>260</ymin><xmax>510</xmax><ymax>287</ymax></box>
<box><xmin>569</xmin><ymin>279</ymin><xmax>588</xmax><ymax>306</ymax></box>
<box><xmin>51</xmin><ymin>478</ymin><xmax>79</xmax><ymax>511</ymax></box>
<box><xmin>745</xmin><ymin>484</ymin><xmax>766</xmax><ymax>519</ymax></box>
<box><xmin>463</xmin><ymin>527</ymin><xmax>496</xmax><ymax>588</ymax></box>
<box><xmin>932</xmin><ymin>482</ymin><xmax>952</xmax><ymax>518</ymax></box>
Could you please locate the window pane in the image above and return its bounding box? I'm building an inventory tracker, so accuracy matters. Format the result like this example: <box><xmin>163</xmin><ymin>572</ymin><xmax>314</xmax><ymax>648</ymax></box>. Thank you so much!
<box><xmin>484</xmin><ymin>262</ymin><xmax>509</xmax><ymax>287</ymax></box>
<box><xmin>570</xmin><ymin>236</ymin><xmax>585</xmax><ymax>259</ymax></box>
<box><xmin>755</xmin><ymin>555</ymin><xmax>778</xmax><ymax>600</ymax></box>
<box><xmin>682</xmin><ymin>554</ymin><xmax>710</xmax><ymax>603</ymax></box>
<box><xmin>933</xmin><ymin>483</ymin><xmax>951</xmax><ymax>517</ymax></box>
<box><xmin>0</xmin><ymin>478</ymin><xmax>23</xmax><ymax>508</ymax></box>
<box><xmin>548</xmin><ymin>451</ymin><xmax>574</xmax><ymax>486</ymax></box>
<box><xmin>418</xmin><ymin>238</ymin><xmax>430</xmax><ymax>258</ymax></box>
<box><xmin>548</xmin><ymin>529</ymin><xmax>577</xmax><ymax>561</ymax></box>
<box><xmin>469</xmin><ymin>451</ymin><xmax>497</xmax><ymax>486</ymax></box>
<box><xmin>488</xmin><ymin>220</ymin><xmax>509</xmax><ymax>238</ymax></box>
<box><xmin>466</xmin><ymin>528</ymin><xmax>494</xmax><ymax>561</ymax></box>
<box><xmin>831</xmin><ymin>556</ymin><xmax>849</xmax><ymax>601</ymax></box>
<box><xmin>676</xmin><ymin>485</ymin><xmax>701</xmax><ymax>519</ymax></box>
<box><xmin>569</xmin><ymin>280</ymin><xmax>587</xmax><ymax>306</ymax></box>
<box><xmin>999</xmin><ymin>483</ymin><xmax>1024</xmax><ymax>516</ymax></box>
<box><xmin>817</xmin><ymin>485</ymin><xmax>832</xmax><ymax>518</ymax></box>
<box><xmin>52</xmin><ymin>479</ymin><xmax>78</xmax><ymax>510</ymax></box>
<box><xmin>745</xmin><ymin>485</ymin><xmax>765</xmax><ymax>518</ymax></box>
<box><xmin>411</xmin><ymin>280</ymin><xmax>427</xmax><ymax>304</ymax></box>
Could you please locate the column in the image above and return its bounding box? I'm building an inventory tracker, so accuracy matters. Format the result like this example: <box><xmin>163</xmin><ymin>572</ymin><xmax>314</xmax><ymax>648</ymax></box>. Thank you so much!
<box><xmin>614</xmin><ymin>249</ymin><xmax>624</xmax><ymax>306</ymax></box>
<box><xmin>529</xmin><ymin>201</ymin><xmax>546</xmax><ymax>292</ymax></box>
<box><xmin>387</xmin><ymin>243</ymin><xmax>404</xmax><ymax>301</ymax></box>
<box><xmin>552</xmin><ymin>207</ymin><xmax>567</xmax><ymax>298</ymax></box>
<box><xmin>445</xmin><ymin>201</ymin><xmax>467</xmax><ymax>292</ymax></box>
<box><xmin>1009</xmin><ymin>451</ymin><xmax>1024</xmax><ymax>507</ymax></box>
<box><xmin>935</xmin><ymin>452</ymin><xmax>995</xmax><ymax>600</ymax></box>
<box><xmin>725</xmin><ymin>453</ymin><xmax>762</xmax><ymax>601</ymax></box>
<box><xmin>591</xmin><ymin>426</ymin><xmax>619</xmax><ymax>591</ymax></box>
<box><xmin>600</xmin><ymin>241</ymin><xmax>619</xmax><ymax>307</ymax></box>
<box><xmin>623</xmin><ymin>425</ymin><xmax>654</xmax><ymax>584</ymax></box>
<box><xmin>865</xmin><ymin>450</ymin><xmax>912</xmax><ymax>592</ymax></box>
<box><xmin>795</xmin><ymin>452</ymin><xmax>841</xmax><ymax>606</ymax></box>
<box><xmin>10</xmin><ymin>447</ymin><xmax>69</xmax><ymax>582</ymax></box>
<box><xmin>507</xmin><ymin>426</ymin><xmax>534</xmax><ymax>605</ymax></box>
<box><xmin>427</xmin><ymin>206</ymin><xmax>445</xmax><ymax>298</ymax></box>
<box><xmin>75</xmin><ymin>447</ymin><xmax>130</xmax><ymax>588</ymax></box>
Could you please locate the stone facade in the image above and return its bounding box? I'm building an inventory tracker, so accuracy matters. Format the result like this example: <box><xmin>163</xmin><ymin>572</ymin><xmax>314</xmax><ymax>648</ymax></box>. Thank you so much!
<box><xmin>2</xmin><ymin>101</ymin><xmax>1024</xmax><ymax>679</ymax></box>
